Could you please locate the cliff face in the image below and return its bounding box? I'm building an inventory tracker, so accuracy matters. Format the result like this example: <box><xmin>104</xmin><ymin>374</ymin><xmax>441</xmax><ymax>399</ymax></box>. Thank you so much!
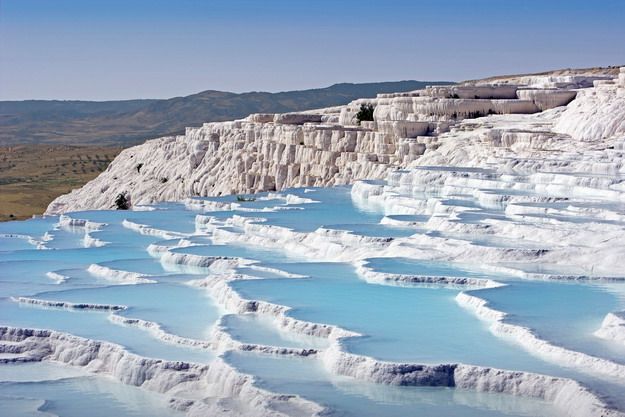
<box><xmin>46</xmin><ymin>67</ymin><xmax>625</xmax><ymax>214</ymax></box>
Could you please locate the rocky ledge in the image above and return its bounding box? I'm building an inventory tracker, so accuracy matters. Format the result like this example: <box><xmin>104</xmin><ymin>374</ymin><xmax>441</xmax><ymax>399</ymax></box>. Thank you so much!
<box><xmin>46</xmin><ymin>67</ymin><xmax>625</xmax><ymax>214</ymax></box>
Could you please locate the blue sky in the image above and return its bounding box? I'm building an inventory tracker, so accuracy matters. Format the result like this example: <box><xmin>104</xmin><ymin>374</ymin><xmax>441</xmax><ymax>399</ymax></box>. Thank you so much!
<box><xmin>1</xmin><ymin>0</ymin><xmax>624</xmax><ymax>100</ymax></box>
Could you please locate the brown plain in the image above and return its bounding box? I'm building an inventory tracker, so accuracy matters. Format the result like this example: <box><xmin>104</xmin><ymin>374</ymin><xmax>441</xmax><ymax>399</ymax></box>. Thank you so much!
<box><xmin>0</xmin><ymin>145</ymin><xmax>121</xmax><ymax>221</ymax></box>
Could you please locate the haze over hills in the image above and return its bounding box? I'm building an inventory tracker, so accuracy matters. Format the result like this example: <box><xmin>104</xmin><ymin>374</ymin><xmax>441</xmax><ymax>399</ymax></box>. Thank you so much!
<box><xmin>0</xmin><ymin>80</ymin><xmax>453</xmax><ymax>147</ymax></box>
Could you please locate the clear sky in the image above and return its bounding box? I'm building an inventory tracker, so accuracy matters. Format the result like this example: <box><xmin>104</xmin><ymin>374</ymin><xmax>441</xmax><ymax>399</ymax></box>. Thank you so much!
<box><xmin>1</xmin><ymin>0</ymin><xmax>624</xmax><ymax>100</ymax></box>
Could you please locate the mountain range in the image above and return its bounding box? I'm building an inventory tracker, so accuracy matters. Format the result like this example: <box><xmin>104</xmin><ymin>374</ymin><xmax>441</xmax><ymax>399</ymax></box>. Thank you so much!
<box><xmin>0</xmin><ymin>80</ymin><xmax>453</xmax><ymax>146</ymax></box>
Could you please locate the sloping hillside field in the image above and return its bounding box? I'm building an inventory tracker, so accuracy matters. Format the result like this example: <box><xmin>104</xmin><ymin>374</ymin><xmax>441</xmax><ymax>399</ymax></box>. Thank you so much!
<box><xmin>1</xmin><ymin>183</ymin><xmax>624</xmax><ymax>417</ymax></box>
<box><xmin>0</xmin><ymin>145</ymin><xmax>121</xmax><ymax>221</ymax></box>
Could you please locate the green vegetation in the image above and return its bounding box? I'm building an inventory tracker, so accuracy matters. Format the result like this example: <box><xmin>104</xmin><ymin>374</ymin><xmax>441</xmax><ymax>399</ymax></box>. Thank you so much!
<box><xmin>236</xmin><ymin>196</ymin><xmax>256</xmax><ymax>202</ymax></box>
<box><xmin>114</xmin><ymin>193</ymin><xmax>129</xmax><ymax>210</ymax></box>
<box><xmin>356</xmin><ymin>104</ymin><xmax>375</xmax><ymax>124</ymax></box>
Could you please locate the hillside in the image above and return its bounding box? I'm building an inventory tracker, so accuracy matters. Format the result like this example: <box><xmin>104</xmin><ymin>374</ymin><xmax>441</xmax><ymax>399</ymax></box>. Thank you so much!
<box><xmin>0</xmin><ymin>145</ymin><xmax>120</xmax><ymax>221</ymax></box>
<box><xmin>0</xmin><ymin>81</ymin><xmax>452</xmax><ymax>147</ymax></box>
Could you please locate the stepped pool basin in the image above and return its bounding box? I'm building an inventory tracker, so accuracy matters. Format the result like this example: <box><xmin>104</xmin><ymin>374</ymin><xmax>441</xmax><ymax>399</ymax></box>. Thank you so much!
<box><xmin>1</xmin><ymin>185</ymin><xmax>624</xmax><ymax>417</ymax></box>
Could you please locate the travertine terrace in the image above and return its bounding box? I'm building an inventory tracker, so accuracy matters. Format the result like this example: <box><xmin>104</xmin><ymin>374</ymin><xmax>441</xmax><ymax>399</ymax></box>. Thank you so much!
<box><xmin>46</xmin><ymin>67</ymin><xmax>625</xmax><ymax>213</ymax></box>
<box><xmin>2</xmin><ymin>66</ymin><xmax>625</xmax><ymax>417</ymax></box>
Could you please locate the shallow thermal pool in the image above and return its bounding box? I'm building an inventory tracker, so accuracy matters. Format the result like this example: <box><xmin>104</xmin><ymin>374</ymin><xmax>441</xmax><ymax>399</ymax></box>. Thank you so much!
<box><xmin>1</xmin><ymin>185</ymin><xmax>624</xmax><ymax>417</ymax></box>
<box><xmin>0</xmin><ymin>362</ymin><xmax>182</xmax><ymax>417</ymax></box>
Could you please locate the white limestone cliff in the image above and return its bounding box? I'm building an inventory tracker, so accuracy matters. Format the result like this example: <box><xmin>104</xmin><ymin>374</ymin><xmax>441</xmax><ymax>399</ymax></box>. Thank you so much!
<box><xmin>46</xmin><ymin>67</ymin><xmax>624</xmax><ymax>214</ymax></box>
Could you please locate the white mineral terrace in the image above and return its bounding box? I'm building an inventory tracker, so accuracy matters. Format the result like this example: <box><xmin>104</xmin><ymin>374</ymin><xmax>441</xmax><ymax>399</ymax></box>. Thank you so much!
<box><xmin>0</xmin><ymin>67</ymin><xmax>624</xmax><ymax>417</ymax></box>
<box><xmin>45</xmin><ymin>67</ymin><xmax>625</xmax><ymax>214</ymax></box>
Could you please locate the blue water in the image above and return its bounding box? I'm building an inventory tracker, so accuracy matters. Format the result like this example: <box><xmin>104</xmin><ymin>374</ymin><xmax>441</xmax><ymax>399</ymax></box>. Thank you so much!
<box><xmin>227</xmin><ymin>187</ymin><xmax>383</xmax><ymax>232</ymax></box>
<box><xmin>225</xmin><ymin>351</ymin><xmax>561</xmax><ymax>417</ymax></box>
<box><xmin>0</xmin><ymin>297</ymin><xmax>214</xmax><ymax>363</ymax></box>
<box><xmin>95</xmin><ymin>257</ymin><xmax>172</xmax><ymax>276</ymax></box>
<box><xmin>0</xmin><ymin>362</ymin><xmax>182</xmax><ymax>417</ymax></box>
<box><xmin>0</xmin><ymin>216</ymin><xmax>58</xmax><ymax>239</ymax></box>
<box><xmin>0</xmin><ymin>260</ymin><xmax>89</xmax><ymax>297</ymax></box>
<box><xmin>32</xmin><ymin>282</ymin><xmax>221</xmax><ymax>340</ymax></box>
<box><xmin>42</xmin><ymin>228</ymin><xmax>86</xmax><ymax>250</ymax></box>
<box><xmin>323</xmin><ymin>223</ymin><xmax>421</xmax><ymax>238</ymax></box>
<box><xmin>230</xmin><ymin>262</ymin><xmax>562</xmax><ymax>374</ymax></box>
<box><xmin>0</xmin><ymin>236</ymin><xmax>35</xmax><ymax>251</ymax></box>
<box><xmin>364</xmin><ymin>256</ymin><xmax>504</xmax><ymax>279</ymax></box>
<box><xmin>169</xmin><ymin>243</ymin><xmax>296</xmax><ymax>264</ymax></box>
<box><xmin>220</xmin><ymin>313</ymin><xmax>329</xmax><ymax>349</ymax></box>
<box><xmin>124</xmin><ymin>203</ymin><xmax>198</xmax><ymax>234</ymax></box>
<box><xmin>475</xmin><ymin>281</ymin><xmax>625</xmax><ymax>362</ymax></box>
<box><xmin>0</xmin><ymin>186</ymin><xmax>623</xmax><ymax>417</ymax></box>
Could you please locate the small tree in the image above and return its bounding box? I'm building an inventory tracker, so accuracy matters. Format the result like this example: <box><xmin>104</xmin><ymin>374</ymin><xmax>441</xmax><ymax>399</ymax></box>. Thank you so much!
<box><xmin>356</xmin><ymin>104</ymin><xmax>374</xmax><ymax>124</ymax></box>
<box><xmin>114</xmin><ymin>193</ymin><xmax>130</xmax><ymax>210</ymax></box>
<box><xmin>237</xmin><ymin>195</ymin><xmax>256</xmax><ymax>202</ymax></box>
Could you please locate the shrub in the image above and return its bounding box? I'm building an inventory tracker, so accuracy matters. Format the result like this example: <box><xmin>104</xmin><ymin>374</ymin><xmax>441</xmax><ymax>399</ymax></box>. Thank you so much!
<box><xmin>236</xmin><ymin>195</ymin><xmax>256</xmax><ymax>202</ymax></box>
<box><xmin>356</xmin><ymin>104</ymin><xmax>374</xmax><ymax>124</ymax></box>
<box><xmin>114</xmin><ymin>193</ymin><xmax>129</xmax><ymax>210</ymax></box>
<box><xmin>466</xmin><ymin>111</ymin><xmax>484</xmax><ymax>119</ymax></box>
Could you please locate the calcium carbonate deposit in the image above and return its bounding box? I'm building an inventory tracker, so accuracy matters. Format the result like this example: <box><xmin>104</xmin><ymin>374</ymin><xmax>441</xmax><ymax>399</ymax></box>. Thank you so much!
<box><xmin>1</xmin><ymin>67</ymin><xmax>625</xmax><ymax>417</ymax></box>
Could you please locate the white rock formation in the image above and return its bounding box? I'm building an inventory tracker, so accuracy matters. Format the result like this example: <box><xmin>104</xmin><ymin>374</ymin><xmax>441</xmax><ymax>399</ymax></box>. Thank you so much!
<box><xmin>353</xmin><ymin>259</ymin><xmax>503</xmax><ymax>288</ymax></box>
<box><xmin>0</xmin><ymin>326</ymin><xmax>324</xmax><ymax>417</ymax></box>
<box><xmin>320</xmin><ymin>345</ymin><xmax>624</xmax><ymax>417</ymax></box>
<box><xmin>595</xmin><ymin>312</ymin><xmax>625</xmax><ymax>346</ymax></box>
<box><xmin>45</xmin><ymin>271</ymin><xmax>69</xmax><ymax>284</ymax></box>
<box><xmin>46</xmin><ymin>68</ymin><xmax>624</xmax><ymax>214</ymax></box>
<box><xmin>554</xmin><ymin>72</ymin><xmax>625</xmax><ymax>140</ymax></box>
<box><xmin>12</xmin><ymin>296</ymin><xmax>126</xmax><ymax>311</ymax></box>
<box><xmin>87</xmin><ymin>263</ymin><xmax>157</xmax><ymax>284</ymax></box>
<box><xmin>32</xmin><ymin>66</ymin><xmax>625</xmax><ymax>417</ymax></box>
<box><xmin>122</xmin><ymin>219</ymin><xmax>190</xmax><ymax>239</ymax></box>
<box><xmin>456</xmin><ymin>292</ymin><xmax>625</xmax><ymax>380</ymax></box>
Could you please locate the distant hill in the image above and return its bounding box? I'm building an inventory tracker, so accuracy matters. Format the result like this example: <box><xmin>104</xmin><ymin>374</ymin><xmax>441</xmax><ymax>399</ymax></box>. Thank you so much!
<box><xmin>0</xmin><ymin>81</ymin><xmax>453</xmax><ymax>147</ymax></box>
